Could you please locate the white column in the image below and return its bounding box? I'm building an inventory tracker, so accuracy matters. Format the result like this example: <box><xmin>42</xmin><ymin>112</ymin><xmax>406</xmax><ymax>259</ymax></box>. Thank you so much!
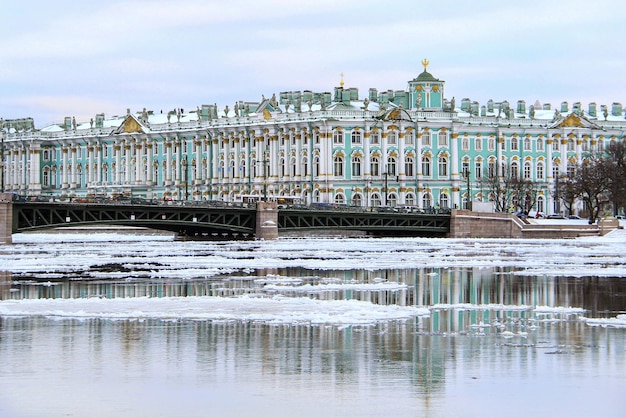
<box><xmin>70</xmin><ymin>147</ymin><xmax>77</xmax><ymax>189</ymax></box>
<box><xmin>165</xmin><ymin>141</ymin><xmax>172</xmax><ymax>185</ymax></box>
<box><xmin>115</xmin><ymin>144</ymin><xmax>122</xmax><ymax>184</ymax></box>
<box><xmin>135</xmin><ymin>141</ymin><xmax>143</xmax><ymax>184</ymax></box>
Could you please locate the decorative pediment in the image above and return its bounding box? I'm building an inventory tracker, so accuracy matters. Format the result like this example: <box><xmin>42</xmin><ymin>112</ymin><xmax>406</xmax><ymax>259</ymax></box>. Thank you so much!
<box><xmin>114</xmin><ymin>115</ymin><xmax>146</xmax><ymax>134</ymax></box>
<box><xmin>549</xmin><ymin>112</ymin><xmax>601</xmax><ymax>129</ymax></box>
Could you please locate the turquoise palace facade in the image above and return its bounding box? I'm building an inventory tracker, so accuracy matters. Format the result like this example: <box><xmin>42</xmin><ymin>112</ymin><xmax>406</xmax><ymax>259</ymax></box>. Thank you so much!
<box><xmin>1</xmin><ymin>61</ymin><xmax>625</xmax><ymax>214</ymax></box>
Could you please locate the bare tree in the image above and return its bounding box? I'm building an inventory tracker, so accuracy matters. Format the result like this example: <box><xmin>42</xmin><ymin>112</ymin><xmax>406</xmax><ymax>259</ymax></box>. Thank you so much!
<box><xmin>478</xmin><ymin>163</ymin><xmax>542</xmax><ymax>214</ymax></box>
<box><xmin>572</xmin><ymin>158</ymin><xmax>612</xmax><ymax>224</ymax></box>
<box><xmin>603</xmin><ymin>140</ymin><xmax>626</xmax><ymax>215</ymax></box>
<box><xmin>554</xmin><ymin>172</ymin><xmax>577</xmax><ymax>216</ymax></box>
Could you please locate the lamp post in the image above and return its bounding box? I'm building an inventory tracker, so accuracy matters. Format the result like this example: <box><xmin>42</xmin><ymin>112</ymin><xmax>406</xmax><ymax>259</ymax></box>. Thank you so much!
<box><xmin>263</xmin><ymin>147</ymin><xmax>270</xmax><ymax>201</ymax></box>
<box><xmin>464</xmin><ymin>168</ymin><xmax>471</xmax><ymax>210</ymax></box>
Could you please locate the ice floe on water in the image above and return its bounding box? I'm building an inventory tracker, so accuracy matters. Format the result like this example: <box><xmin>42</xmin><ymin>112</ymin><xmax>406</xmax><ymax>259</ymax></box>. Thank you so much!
<box><xmin>583</xmin><ymin>314</ymin><xmax>626</xmax><ymax>328</ymax></box>
<box><xmin>0</xmin><ymin>295</ymin><xmax>429</xmax><ymax>326</ymax></box>
<box><xmin>4</xmin><ymin>228</ymin><xmax>626</xmax><ymax>277</ymax></box>
<box><xmin>1</xmin><ymin>228</ymin><xmax>625</xmax><ymax>326</ymax></box>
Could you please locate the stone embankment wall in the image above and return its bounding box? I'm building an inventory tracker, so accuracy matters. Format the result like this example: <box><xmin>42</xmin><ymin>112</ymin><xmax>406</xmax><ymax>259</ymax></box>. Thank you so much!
<box><xmin>0</xmin><ymin>193</ymin><xmax>12</xmax><ymax>245</ymax></box>
<box><xmin>449</xmin><ymin>210</ymin><xmax>618</xmax><ymax>239</ymax></box>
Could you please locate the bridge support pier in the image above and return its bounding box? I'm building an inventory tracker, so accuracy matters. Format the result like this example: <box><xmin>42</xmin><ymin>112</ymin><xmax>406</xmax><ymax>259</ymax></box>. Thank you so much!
<box><xmin>255</xmin><ymin>201</ymin><xmax>278</xmax><ymax>240</ymax></box>
<box><xmin>0</xmin><ymin>193</ymin><xmax>13</xmax><ymax>245</ymax></box>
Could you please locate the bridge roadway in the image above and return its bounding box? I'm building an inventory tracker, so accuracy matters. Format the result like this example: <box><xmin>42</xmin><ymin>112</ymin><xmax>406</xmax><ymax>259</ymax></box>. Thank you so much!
<box><xmin>11</xmin><ymin>201</ymin><xmax>451</xmax><ymax>239</ymax></box>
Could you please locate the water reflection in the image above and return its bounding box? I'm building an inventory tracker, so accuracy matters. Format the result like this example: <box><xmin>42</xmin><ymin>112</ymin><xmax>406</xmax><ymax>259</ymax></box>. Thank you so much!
<box><xmin>7</xmin><ymin>267</ymin><xmax>625</xmax><ymax>321</ymax></box>
<box><xmin>0</xmin><ymin>271</ymin><xmax>10</xmax><ymax>300</ymax></box>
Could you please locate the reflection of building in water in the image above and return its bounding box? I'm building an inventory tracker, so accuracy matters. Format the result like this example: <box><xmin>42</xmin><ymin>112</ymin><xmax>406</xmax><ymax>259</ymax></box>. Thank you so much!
<box><xmin>0</xmin><ymin>271</ymin><xmax>11</xmax><ymax>300</ymax></box>
<box><xmin>192</xmin><ymin>320</ymin><xmax>446</xmax><ymax>398</ymax></box>
<box><xmin>6</xmin><ymin>266</ymin><xmax>610</xmax><ymax>335</ymax></box>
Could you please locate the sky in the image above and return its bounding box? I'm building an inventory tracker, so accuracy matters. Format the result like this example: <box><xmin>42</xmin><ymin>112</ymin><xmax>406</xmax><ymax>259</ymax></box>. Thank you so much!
<box><xmin>0</xmin><ymin>0</ymin><xmax>625</xmax><ymax>128</ymax></box>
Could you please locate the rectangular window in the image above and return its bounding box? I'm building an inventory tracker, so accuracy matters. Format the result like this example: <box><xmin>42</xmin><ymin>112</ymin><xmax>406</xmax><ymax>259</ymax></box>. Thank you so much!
<box><xmin>405</xmin><ymin>131</ymin><xmax>414</xmax><ymax>145</ymax></box>
<box><xmin>438</xmin><ymin>131</ymin><xmax>448</xmax><ymax>147</ymax></box>
<box><xmin>387</xmin><ymin>132</ymin><xmax>397</xmax><ymax>145</ymax></box>
<box><xmin>422</xmin><ymin>131</ymin><xmax>431</xmax><ymax>146</ymax></box>
<box><xmin>351</xmin><ymin>130</ymin><xmax>362</xmax><ymax>145</ymax></box>
<box><xmin>333</xmin><ymin>131</ymin><xmax>343</xmax><ymax>145</ymax></box>
<box><xmin>370</xmin><ymin>131</ymin><xmax>380</xmax><ymax>145</ymax></box>
<box><xmin>511</xmin><ymin>137</ymin><xmax>519</xmax><ymax>151</ymax></box>
<box><xmin>524</xmin><ymin>137</ymin><xmax>531</xmax><ymax>151</ymax></box>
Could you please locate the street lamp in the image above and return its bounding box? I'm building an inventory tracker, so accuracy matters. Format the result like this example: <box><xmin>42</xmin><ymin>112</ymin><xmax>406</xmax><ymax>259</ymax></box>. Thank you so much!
<box><xmin>262</xmin><ymin>147</ymin><xmax>270</xmax><ymax>201</ymax></box>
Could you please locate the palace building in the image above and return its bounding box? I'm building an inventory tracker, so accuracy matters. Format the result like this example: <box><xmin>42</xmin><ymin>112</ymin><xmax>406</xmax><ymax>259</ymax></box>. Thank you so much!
<box><xmin>1</xmin><ymin>60</ymin><xmax>625</xmax><ymax>214</ymax></box>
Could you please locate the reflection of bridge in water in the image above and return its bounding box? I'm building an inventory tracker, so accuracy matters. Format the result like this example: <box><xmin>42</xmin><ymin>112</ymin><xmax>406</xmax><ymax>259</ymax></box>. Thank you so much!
<box><xmin>10</xmin><ymin>201</ymin><xmax>452</xmax><ymax>239</ymax></box>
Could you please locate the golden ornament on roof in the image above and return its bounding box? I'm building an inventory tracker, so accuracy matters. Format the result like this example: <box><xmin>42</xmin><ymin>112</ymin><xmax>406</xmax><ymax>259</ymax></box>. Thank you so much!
<box><xmin>421</xmin><ymin>59</ymin><xmax>429</xmax><ymax>71</ymax></box>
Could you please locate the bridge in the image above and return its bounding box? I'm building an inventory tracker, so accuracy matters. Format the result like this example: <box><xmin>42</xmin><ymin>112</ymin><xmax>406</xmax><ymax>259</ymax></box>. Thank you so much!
<box><xmin>0</xmin><ymin>194</ymin><xmax>451</xmax><ymax>244</ymax></box>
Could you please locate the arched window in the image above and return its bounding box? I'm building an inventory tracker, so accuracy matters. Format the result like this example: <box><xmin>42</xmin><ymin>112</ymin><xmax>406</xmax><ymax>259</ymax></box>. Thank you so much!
<box><xmin>405</xmin><ymin>193</ymin><xmax>415</xmax><ymax>205</ymax></box>
<box><xmin>438</xmin><ymin>156</ymin><xmax>448</xmax><ymax>177</ymax></box>
<box><xmin>352</xmin><ymin>193</ymin><xmax>363</xmax><ymax>207</ymax></box>
<box><xmin>313</xmin><ymin>156</ymin><xmax>320</xmax><ymax>177</ymax></box>
<box><xmin>252</xmin><ymin>159</ymin><xmax>257</xmax><ymax>178</ymax></box>
<box><xmin>439</xmin><ymin>193</ymin><xmax>449</xmax><ymax>209</ymax></box>
<box><xmin>290</xmin><ymin>157</ymin><xmax>296</xmax><ymax>177</ymax></box>
<box><xmin>240</xmin><ymin>159</ymin><xmax>246</xmax><ymax>178</ymax></box>
<box><xmin>387</xmin><ymin>156</ymin><xmax>397</xmax><ymax>176</ymax></box>
<box><xmin>524</xmin><ymin>137</ymin><xmax>531</xmax><ymax>151</ymax></box>
<box><xmin>279</xmin><ymin>158</ymin><xmax>286</xmax><ymax>177</ymax></box>
<box><xmin>388</xmin><ymin>193</ymin><xmax>398</xmax><ymax>207</ymax></box>
<box><xmin>510</xmin><ymin>161</ymin><xmax>519</xmax><ymax>179</ymax></box>
<box><xmin>371</xmin><ymin>193</ymin><xmax>382</xmax><ymax>207</ymax></box>
<box><xmin>152</xmin><ymin>163</ymin><xmax>159</xmax><ymax>185</ymax></box>
<box><xmin>537</xmin><ymin>195</ymin><xmax>545</xmax><ymax>212</ymax></box>
<box><xmin>334</xmin><ymin>193</ymin><xmax>346</xmax><ymax>204</ymax></box>
<box><xmin>371</xmin><ymin>156</ymin><xmax>380</xmax><ymax>177</ymax></box>
<box><xmin>313</xmin><ymin>189</ymin><xmax>320</xmax><ymax>203</ymax></box>
<box><xmin>302</xmin><ymin>157</ymin><xmax>308</xmax><ymax>177</ymax></box>
<box><xmin>422</xmin><ymin>193</ymin><xmax>432</xmax><ymax>209</ymax></box>
<box><xmin>422</xmin><ymin>156</ymin><xmax>431</xmax><ymax>177</ymax></box>
<box><xmin>523</xmin><ymin>161</ymin><xmax>532</xmax><ymax>180</ymax></box>
<box><xmin>536</xmin><ymin>161</ymin><xmax>544</xmax><ymax>179</ymax></box>
<box><xmin>567</xmin><ymin>138</ymin><xmax>575</xmax><ymax>151</ymax></box>
<box><xmin>43</xmin><ymin>168</ymin><xmax>50</xmax><ymax>186</ymax></box>
<box><xmin>351</xmin><ymin>156</ymin><xmax>362</xmax><ymax>177</ymax></box>
<box><xmin>405</xmin><ymin>156</ymin><xmax>414</xmax><ymax>177</ymax></box>
<box><xmin>333</xmin><ymin>155</ymin><xmax>344</xmax><ymax>177</ymax></box>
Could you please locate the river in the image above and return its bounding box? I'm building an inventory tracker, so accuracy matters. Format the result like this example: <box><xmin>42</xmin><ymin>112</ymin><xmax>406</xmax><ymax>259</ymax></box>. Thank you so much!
<box><xmin>0</xmin><ymin>230</ymin><xmax>625</xmax><ymax>418</ymax></box>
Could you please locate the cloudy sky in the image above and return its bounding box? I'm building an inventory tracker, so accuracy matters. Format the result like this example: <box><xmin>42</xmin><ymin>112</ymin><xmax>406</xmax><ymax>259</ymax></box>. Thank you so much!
<box><xmin>0</xmin><ymin>0</ymin><xmax>624</xmax><ymax>128</ymax></box>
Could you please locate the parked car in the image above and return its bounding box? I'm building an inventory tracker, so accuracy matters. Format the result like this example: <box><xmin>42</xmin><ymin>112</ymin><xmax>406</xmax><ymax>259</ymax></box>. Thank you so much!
<box><xmin>546</xmin><ymin>214</ymin><xmax>565</xmax><ymax>219</ymax></box>
<box><xmin>568</xmin><ymin>215</ymin><xmax>582</xmax><ymax>219</ymax></box>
